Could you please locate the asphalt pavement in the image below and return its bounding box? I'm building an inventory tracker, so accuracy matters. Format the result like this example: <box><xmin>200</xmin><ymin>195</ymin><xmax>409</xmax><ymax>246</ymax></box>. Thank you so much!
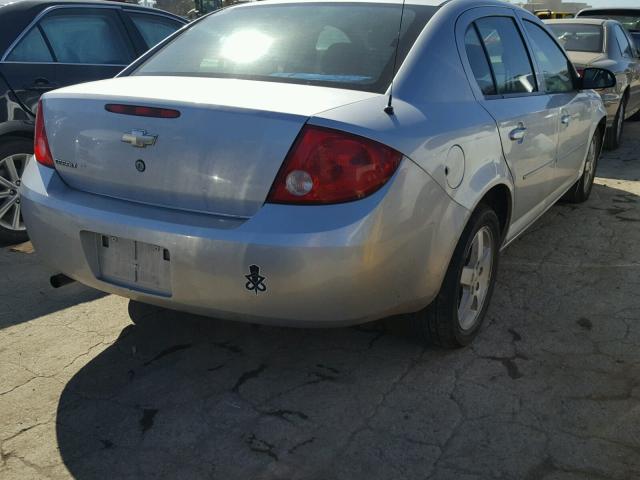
<box><xmin>2</xmin><ymin>123</ymin><xmax>640</xmax><ymax>480</ymax></box>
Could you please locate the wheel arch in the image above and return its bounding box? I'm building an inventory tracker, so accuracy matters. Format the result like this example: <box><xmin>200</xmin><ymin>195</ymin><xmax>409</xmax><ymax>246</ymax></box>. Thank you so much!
<box><xmin>475</xmin><ymin>183</ymin><xmax>512</xmax><ymax>244</ymax></box>
<box><xmin>0</xmin><ymin>122</ymin><xmax>34</xmax><ymax>146</ymax></box>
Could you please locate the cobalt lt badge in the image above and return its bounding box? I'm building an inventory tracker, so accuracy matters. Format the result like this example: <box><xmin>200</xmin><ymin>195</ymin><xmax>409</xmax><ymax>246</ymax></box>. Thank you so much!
<box><xmin>245</xmin><ymin>265</ymin><xmax>266</xmax><ymax>294</ymax></box>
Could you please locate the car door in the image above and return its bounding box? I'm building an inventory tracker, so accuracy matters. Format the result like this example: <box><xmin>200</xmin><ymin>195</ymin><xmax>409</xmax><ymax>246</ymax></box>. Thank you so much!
<box><xmin>614</xmin><ymin>24</ymin><xmax>640</xmax><ymax>115</ymax></box>
<box><xmin>458</xmin><ymin>9</ymin><xmax>558</xmax><ymax>230</ymax></box>
<box><xmin>123</xmin><ymin>10</ymin><xmax>184</xmax><ymax>50</ymax></box>
<box><xmin>0</xmin><ymin>26</ymin><xmax>58</xmax><ymax>115</ymax></box>
<box><xmin>0</xmin><ymin>6</ymin><xmax>136</xmax><ymax>115</ymax></box>
<box><xmin>520</xmin><ymin>18</ymin><xmax>592</xmax><ymax>196</ymax></box>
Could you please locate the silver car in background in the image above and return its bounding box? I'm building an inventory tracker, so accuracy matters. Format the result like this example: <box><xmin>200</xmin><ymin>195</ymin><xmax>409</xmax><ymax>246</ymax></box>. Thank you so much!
<box><xmin>547</xmin><ymin>19</ymin><xmax>640</xmax><ymax>150</ymax></box>
<box><xmin>21</xmin><ymin>0</ymin><xmax>613</xmax><ymax>348</ymax></box>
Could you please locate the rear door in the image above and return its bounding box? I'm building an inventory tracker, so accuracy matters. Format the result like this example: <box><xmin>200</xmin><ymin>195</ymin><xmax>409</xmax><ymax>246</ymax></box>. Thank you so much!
<box><xmin>0</xmin><ymin>6</ymin><xmax>136</xmax><ymax>115</ymax></box>
<box><xmin>520</xmin><ymin>18</ymin><xmax>592</xmax><ymax>196</ymax></box>
<box><xmin>613</xmin><ymin>24</ymin><xmax>640</xmax><ymax>115</ymax></box>
<box><xmin>0</xmin><ymin>26</ymin><xmax>57</xmax><ymax>114</ymax></box>
<box><xmin>459</xmin><ymin>8</ymin><xmax>558</xmax><ymax>230</ymax></box>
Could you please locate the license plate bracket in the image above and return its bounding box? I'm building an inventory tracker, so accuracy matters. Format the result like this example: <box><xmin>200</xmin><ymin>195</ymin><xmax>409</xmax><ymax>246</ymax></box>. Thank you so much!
<box><xmin>94</xmin><ymin>233</ymin><xmax>172</xmax><ymax>296</ymax></box>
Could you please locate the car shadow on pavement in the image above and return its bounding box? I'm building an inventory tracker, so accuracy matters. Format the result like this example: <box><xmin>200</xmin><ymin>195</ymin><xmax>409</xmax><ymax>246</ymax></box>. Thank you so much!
<box><xmin>54</xmin><ymin>302</ymin><xmax>430</xmax><ymax>479</ymax></box>
<box><xmin>53</xmin><ymin>182</ymin><xmax>640</xmax><ymax>479</ymax></box>
<box><xmin>596</xmin><ymin>121</ymin><xmax>640</xmax><ymax>183</ymax></box>
<box><xmin>0</xmin><ymin>245</ymin><xmax>105</xmax><ymax>330</ymax></box>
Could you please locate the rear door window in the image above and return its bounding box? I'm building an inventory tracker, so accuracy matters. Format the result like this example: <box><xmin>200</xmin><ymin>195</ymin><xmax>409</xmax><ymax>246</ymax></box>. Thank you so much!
<box><xmin>614</xmin><ymin>24</ymin><xmax>633</xmax><ymax>57</ymax></box>
<box><xmin>39</xmin><ymin>9</ymin><xmax>134</xmax><ymax>65</ymax></box>
<box><xmin>464</xmin><ymin>25</ymin><xmax>496</xmax><ymax>95</ymax></box>
<box><xmin>523</xmin><ymin>21</ymin><xmax>574</xmax><ymax>93</ymax></box>
<box><xmin>475</xmin><ymin>17</ymin><xmax>537</xmax><ymax>95</ymax></box>
<box><xmin>5</xmin><ymin>28</ymin><xmax>53</xmax><ymax>62</ymax></box>
<box><xmin>127</xmin><ymin>12</ymin><xmax>183</xmax><ymax>48</ymax></box>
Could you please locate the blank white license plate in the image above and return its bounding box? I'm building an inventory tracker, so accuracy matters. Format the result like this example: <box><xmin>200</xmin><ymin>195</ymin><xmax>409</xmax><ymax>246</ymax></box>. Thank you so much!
<box><xmin>93</xmin><ymin>233</ymin><xmax>171</xmax><ymax>296</ymax></box>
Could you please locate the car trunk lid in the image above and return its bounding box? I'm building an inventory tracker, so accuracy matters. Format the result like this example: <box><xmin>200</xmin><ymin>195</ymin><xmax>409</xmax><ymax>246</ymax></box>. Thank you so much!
<box><xmin>43</xmin><ymin>76</ymin><xmax>377</xmax><ymax>217</ymax></box>
<box><xmin>566</xmin><ymin>51</ymin><xmax>607</xmax><ymax>69</ymax></box>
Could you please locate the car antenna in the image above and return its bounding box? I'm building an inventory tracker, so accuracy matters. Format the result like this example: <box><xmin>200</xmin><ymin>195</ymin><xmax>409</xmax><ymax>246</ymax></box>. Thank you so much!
<box><xmin>384</xmin><ymin>0</ymin><xmax>407</xmax><ymax>115</ymax></box>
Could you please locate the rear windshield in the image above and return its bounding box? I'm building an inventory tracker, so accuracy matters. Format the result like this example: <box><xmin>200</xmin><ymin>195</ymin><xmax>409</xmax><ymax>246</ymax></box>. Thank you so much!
<box><xmin>132</xmin><ymin>3</ymin><xmax>437</xmax><ymax>93</ymax></box>
<box><xmin>577</xmin><ymin>10</ymin><xmax>640</xmax><ymax>33</ymax></box>
<box><xmin>548</xmin><ymin>24</ymin><xmax>604</xmax><ymax>53</ymax></box>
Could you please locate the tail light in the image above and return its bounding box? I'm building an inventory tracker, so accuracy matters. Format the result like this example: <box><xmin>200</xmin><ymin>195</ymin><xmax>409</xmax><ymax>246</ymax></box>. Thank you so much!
<box><xmin>34</xmin><ymin>100</ymin><xmax>54</xmax><ymax>168</ymax></box>
<box><xmin>267</xmin><ymin>125</ymin><xmax>402</xmax><ymax>205</ymax></box>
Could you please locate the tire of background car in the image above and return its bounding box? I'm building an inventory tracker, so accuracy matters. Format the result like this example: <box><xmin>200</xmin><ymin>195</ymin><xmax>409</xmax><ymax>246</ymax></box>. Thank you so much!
<box><xmin>410</xmin><ymin>204</ymin><xmax>500</xmax><ymax>348</ymax></box>
<box><xmin>562</xmin><ymin>129</ymin><xmax>602</xmax><ymax>204</ymax></box>
<box><xmin>604</xmin><ymin>96</ymin><xmax>626</xmax><ymax>150</ymax></box>
<box><xmin>0</xmin><ymin>137</ymin><xmax>32</xmax><ymax>244</ymax></box>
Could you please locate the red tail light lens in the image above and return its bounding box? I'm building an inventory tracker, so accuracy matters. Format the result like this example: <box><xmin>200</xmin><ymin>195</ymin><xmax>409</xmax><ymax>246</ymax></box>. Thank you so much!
<box><xmin>105</xmin><ymin>104</ymin><xmax>180</xmax><ymax>118</ymax></box>
<box><xmin>267</xmin><ymin>125</ymin><xmax>402</xmax><ymax>205</ymax></box>
<box><xmin>34</xmin><ymin>100</ymin><xmax>54</xmax><ymax>168</ymax></box>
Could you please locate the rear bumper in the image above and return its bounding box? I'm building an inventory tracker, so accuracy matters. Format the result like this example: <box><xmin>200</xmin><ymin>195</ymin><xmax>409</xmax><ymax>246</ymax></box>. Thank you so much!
<box><xmin>21</xmin><ymin>159</ymin><xmax>468</xmax><ymax>327</ymax></box>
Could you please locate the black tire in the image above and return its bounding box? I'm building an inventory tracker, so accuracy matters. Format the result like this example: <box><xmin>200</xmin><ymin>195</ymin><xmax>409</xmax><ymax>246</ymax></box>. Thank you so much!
<box><xmin>604</xmin><ymin>98</ymin><xmax>625</xmax><ymax>150</ymax></box>
<box><xmin>563</xmin><ymin>129</ymin><xmax>601</xmax><ymax>204</ymax></box>
<box><xmin>0</xmin><ymin>137</ymin><xmax>32</xmax><ymax>245</ymax></box>
<box><xmin>410</xmin><ymin>205</ymin><xmax>500</xmax><ymax>348</ymax></box>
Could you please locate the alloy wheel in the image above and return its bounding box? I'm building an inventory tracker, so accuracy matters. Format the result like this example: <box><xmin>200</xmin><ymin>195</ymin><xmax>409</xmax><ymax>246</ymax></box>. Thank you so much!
<box><xmin>0</xmin><ymin>153</ymin><xmax>29</xmax><ymax>231</ymax></box>
<box><xmin>458</xmin><ymin>226</ymin><xmax>494</xmax><ymax>331</ymax></box>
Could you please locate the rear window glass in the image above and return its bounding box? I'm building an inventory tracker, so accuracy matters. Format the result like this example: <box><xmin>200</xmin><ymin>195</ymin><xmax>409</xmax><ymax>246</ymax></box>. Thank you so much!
<box><xmin>577</xmin><ymin>10</ymin><xmax>640</xmax><ymax>33</ymax></box>
<box><xmin>548</xmin><ymin>23</ymin><xmax>604</xmax><ymax>53</ymax></box>
<box><xmin>132</xmin><ymin>3</ymin><xmax>437</xmax><ymax>93</ymax></box>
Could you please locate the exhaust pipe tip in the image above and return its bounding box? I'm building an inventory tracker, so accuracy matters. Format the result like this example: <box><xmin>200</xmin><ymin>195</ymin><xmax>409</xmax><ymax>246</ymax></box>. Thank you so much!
<box><xmin>50</xmin><ymin>273</ymin><xmax>75</xmax><ymax>289</ymax></box>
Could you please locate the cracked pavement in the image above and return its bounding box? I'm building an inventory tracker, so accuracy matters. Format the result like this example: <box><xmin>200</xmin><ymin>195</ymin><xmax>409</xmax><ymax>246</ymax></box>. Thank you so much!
<box><xmin>2</xmin><ymin>123</ymin><xmax>640</xmax><ymax>479</ymax></box>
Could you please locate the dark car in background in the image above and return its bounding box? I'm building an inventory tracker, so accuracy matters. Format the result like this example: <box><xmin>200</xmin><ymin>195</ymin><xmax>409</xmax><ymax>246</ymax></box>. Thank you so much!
<box><xmin>576</xmin><ymin>8</ymin><xmax>640</xmax><ymax>47</ymax></box>
<box><xmin>0</xmin><ymin>0</ymin><xmax>185</xmax><ymax>243</ymax></box>
<box><xmin>547</xmin><ymin>18</ymin><xmax>640</xmax><ymax>150</ymax></box>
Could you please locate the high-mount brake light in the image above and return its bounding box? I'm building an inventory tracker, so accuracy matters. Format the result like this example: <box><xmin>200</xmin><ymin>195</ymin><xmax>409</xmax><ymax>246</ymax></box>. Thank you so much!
<box><xmin>267</xmin><ymin>125</ymin><xmax>402</xmax><ymax>205</ymax></box>
<box><xmin>105</xmin><ymin>104</ymin><xmax>181</xmax><ymax>118</ymax></box>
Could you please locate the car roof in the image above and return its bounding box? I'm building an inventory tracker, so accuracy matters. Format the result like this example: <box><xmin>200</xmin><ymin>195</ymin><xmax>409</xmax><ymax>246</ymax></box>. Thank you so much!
<box><xmin>545</xmin><ymin>18</ymin><xmax>609</xmax><ymax>26</ymax></box>
<box><xmin>243</xmin><ymin>0</ymin><xmax>447</xmax><ymax>6</ymax></box>
<box><xmin>0</xmin><ymin>0</ymin><xmax>184</xmax><ymax>54</ymax></box>
<box><xmin>578</xmin><ymin>8</ymin><xmax>640</xmax><ymax>14</ymax></box>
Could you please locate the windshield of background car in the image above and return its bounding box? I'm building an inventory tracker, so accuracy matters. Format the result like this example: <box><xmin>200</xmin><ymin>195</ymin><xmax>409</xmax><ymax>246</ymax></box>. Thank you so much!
<box><xmin>577</xmin><ymin>10</ymin><xmax>640</xmax><ymax>33</ymax></box>
<box><xmin>548</xmin><ymin>24</ymin><xmax>604</xmax><ymax>53</ymax></box>
<box><xmin>132</xmin><ymin>3</ymin><xmax>437</xmax><ymax>93</ymax></box>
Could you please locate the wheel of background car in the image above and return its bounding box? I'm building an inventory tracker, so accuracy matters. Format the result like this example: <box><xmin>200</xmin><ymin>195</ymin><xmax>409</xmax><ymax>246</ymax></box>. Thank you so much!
<box><xmin>605</xmin><ymin>98</ymin><xmax>625</xmax><ymax>150</ymax></box>
<box><xmin>563</xmin><ymin>129</ymin><xmax>601</xmax><ymax>203</ymax></box>
<box><xmin>0</xmin><ymin>137</ymin><xmax>32</xmax><ymax>245</ymax></box>
<box><xmin>410</xmin><ymin>205</ymin><xmax>500</xmax><ymax>348</ymax></box>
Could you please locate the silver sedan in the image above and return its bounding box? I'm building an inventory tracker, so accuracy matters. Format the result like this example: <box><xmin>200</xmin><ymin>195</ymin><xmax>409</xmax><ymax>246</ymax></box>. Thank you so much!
<box><xmin>547</xmin><ymin>18</ymin><xmax>640</xmax><ymax>150</ymax></box>
<box><xmin>21</xmin><ymin>0</ymin><xmax>612</xmax><ymax>347</ymax></box>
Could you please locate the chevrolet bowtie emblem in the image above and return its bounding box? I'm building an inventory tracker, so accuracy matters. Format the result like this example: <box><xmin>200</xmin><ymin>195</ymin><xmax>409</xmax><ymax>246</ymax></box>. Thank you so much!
<box><xmin>121</xmin><ymin>129</ymin><xmax>157</xmax><ymax>148</ymax></box>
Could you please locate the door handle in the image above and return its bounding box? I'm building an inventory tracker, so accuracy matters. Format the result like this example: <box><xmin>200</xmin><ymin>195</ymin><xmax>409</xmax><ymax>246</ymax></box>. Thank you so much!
<box><xmin>561</xmin><ymin>114</ymin><xmax>572</xmax><ymax>125</ymax></box>
<box><xmin>509</xmin><ymin>123</ymin><xmax>527</xmax><ymax>143</ymax></box>
<box><xmin>25</xmin><ymin>78</ymin><xmax>59</xmax><ymax>91</ymax></box>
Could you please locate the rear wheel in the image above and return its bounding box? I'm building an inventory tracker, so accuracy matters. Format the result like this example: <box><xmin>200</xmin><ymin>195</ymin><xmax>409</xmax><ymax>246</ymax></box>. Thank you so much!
<box><xmin>604</xmin><ymin>98</ymin><xmax>625</xmax><ymax>150</ymax></box>
<box><xmin>563</xmin><ymin>130</ymin><xmax>601</xmax><ymax>204</ymax></box>
<box><xmin>0</xmin><ymin>137</ymin><xmax>32</xmax><ymax>245</ymax></box>
<box><xmin>410</xmin><ymin>205</ymin><xmax>500</xmax><ymax>348</ymax></box>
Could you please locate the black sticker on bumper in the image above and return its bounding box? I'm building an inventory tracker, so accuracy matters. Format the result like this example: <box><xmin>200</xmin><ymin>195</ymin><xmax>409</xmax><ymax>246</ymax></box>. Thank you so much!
<box><xmin>245</xmin><ymin>265</ymin><xmax>266</xmax><ymax>294</ymax></box>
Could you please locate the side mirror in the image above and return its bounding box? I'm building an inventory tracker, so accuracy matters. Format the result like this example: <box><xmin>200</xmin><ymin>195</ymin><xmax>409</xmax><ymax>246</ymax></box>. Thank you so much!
<box><xmin>579</xmin><ymin>68</ymin><xmax>616</xmax><ymax>90</ymax></box>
